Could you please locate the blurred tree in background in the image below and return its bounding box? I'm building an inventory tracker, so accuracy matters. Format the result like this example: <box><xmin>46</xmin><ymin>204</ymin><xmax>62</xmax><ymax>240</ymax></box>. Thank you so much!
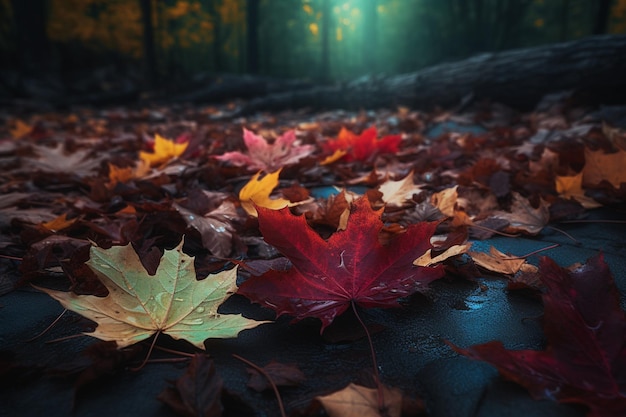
<box><xmin>0</xmin><ymin>0</ymin><xmax>625</xmax><ymax>88</ymax></box>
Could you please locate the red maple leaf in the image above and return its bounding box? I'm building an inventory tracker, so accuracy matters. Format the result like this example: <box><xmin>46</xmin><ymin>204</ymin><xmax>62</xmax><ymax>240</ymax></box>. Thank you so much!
<box><xmin>324</xmin><ymin>126</ymin><xmax>402</xmax><ymax>162</ymax></box>
<box><xmin>452</xmin><ymin>254</ymin><xmax>626</xmax><ymax>417</ymax></box>
<box><xmin>238</xmin><ymin>197</ymin><xmax>444</xmax><ymax>331</ymax></box>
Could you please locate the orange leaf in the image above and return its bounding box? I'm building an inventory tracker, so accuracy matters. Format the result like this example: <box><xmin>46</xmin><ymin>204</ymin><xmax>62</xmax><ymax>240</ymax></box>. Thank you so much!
<box><xmin>582</xmin><ymin>147</ymin><xmax>626</xmax><ymax>189</ymax></box>
<box><xmin>41</xmin><ymin>213</ymin><xmax>77</xmax><ymax>232</ymax></box>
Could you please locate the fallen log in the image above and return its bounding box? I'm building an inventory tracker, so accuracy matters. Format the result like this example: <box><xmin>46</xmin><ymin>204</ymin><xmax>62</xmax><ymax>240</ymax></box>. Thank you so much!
<box><xmin>235</xmin><ymin>34</ymin><xmax>626</xmax><ymax>115</ymax></box>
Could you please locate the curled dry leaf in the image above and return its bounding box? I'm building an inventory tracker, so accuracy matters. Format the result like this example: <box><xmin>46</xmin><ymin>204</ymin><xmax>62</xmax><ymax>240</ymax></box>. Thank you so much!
<box><xmin>414</xmin><ymin>242</ymin><xmax>472</xmax><ymax>267</ymax></box>
<box><xmin>35</xmin><ymin>239</ymin><xmax>268</xmax><ymax>348</ymax></box>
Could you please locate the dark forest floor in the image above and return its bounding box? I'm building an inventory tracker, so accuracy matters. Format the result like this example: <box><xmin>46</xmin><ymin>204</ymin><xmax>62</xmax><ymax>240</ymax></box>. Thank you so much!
<box><xmin>1</xmin><ymin>98</ymin><xmax>626</xmax><ymax>417</ymax></box>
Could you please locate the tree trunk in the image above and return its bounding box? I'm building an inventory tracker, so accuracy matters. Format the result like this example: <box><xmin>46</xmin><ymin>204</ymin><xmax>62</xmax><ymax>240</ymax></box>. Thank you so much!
<box><xmin>593</xmin><ymin>0</ymin><xmax>612</xmax><ymax>35</ymax></box>
<box><xmin>362</xmin><ymin>0</ymin><xmax>377</xmax><ymax>73</ymax></box>
<box><xmin>140</xmin><ymin>0</ymin><xmax>158</xmax><ymax>88</ymax></box>
<box><xmin>320</xmin><ymin>0</ymin><xmax>330</xmax><ymax>82</ymax></box>
<box><xmin>246</xmin><ymin>0</ymin><xmax>259</xmax><ymax>74</ymax></box>
<box><xmin>10</xmin><ymin>0</ymin><xmax>51</xmax><ymax>76</ymax></box>
<box><xmin>236</xmin><ymin>34</ymin><xmax>626</xmax><ymax>115</ymax></box>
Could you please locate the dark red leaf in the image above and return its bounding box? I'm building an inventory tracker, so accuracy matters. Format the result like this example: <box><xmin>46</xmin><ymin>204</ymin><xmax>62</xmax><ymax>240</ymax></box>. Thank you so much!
<box><xmin>238</xmin><ymin>197</ymin><xmax>444</xmax><ymax>331</ymax></box>
<box><xmin>158</xmin><ymin>354</ymin><xmax>223</xmax><ymax>417</ymax></box>
<box><xmin>452</xmin><ymin>254</ymin><xmax>626</xmax><ymax>417</ymax></box>
<box><xmin>246</xmin><ymin>361</ymin><xmax>306</xmax><ymax>392</ymax></box>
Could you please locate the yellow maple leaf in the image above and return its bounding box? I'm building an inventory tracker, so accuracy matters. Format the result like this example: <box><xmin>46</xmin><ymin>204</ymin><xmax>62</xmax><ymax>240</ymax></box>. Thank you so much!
<box><xmin>239</xmin><ymin>169</ymin><xmax>293</xmax><ymax>216</ymax></box>
<box><xmin>139</xmin><ymin>134</ymin><xmax>188</xmax><ymax>167</ymax></box>
<box><xmin>41</xmin><ymin>213</ymin><xmax>77</xmax><ymax>232</ymax></box>
<box><xmin>320</xmin><ymin>149</ymin><xmax>348</xmax><ymax>165</ymax></box>
<box><xmin>555</xmin><ymin>172</ymin><xmax>601</xmax><ymax>209</ymax></box>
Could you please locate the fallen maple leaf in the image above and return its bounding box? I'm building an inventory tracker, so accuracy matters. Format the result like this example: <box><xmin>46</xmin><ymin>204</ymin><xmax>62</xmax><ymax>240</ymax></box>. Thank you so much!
<box><xmin>139</xmin><ymin>134</ymin><xmax>188</xmax><ymax>167</ymax></box>
<box><xmin>239</xmin><ymin>169</ymin><xmax>294</xmax><ymax>217</ymax></box>
<box><xmin>414</xmin><ymin>242</ymin><xmax>472</xmax><ymax>267</ymax></box>
<box><xmin>35</xmin><ymin>239</ymin><xmax>268</xmax><ymax>348</ymax></box>
<box><xmin>316</xmin><ymin>383</ymin><xmax>403</xmax><ymax>417</ymax></box>
<box><xmin>106</xmin><ymin>161</ymin><xmax>150</xmax><ymax>187</ymax></box>
<box><xmin>555</xmin><ymin>172</ymin><xmax>601</xmax><ymax>209</ymax></box>
<box><xmin>469</xmin><ymin>246</ymin><xmax>533</xmax><ymax>276</ymax></box>
<box><xmin>158</xmin><ymin>354</ymin><xmax>223</xmax><ymax>417</ymax></box>
<box><xmin>378</xmin><ymin>171</ymin><xmax>424</xmax><ymax>207</ymax></box>
<box><xmin>41</xmin><ymin>213</ymin><xmax>77</xmax><ymax>233</ymax></box>
<box><xmin>24</xmin><ymin>143</ymin><xmax>103</xmax><ymax>177</ymax></box>
<box><xmin>10</xmin><ymin>119</ymin><xmax>32</xmax><ymax>139</ymax></box>
<box><xmin>583</xmin><ymin>147</ymin><xmax>626</xmax><ymax>189</ymax></box>
<box><xmin>324</xmin><ymin>126</ymin><xmax>402</xmax><ymax>162</ymax></box>
<box><xmin>452</xmin><ymin>254</ymin><xmax>626</xmax><ymax>417</ymax></box>
<box><xmin>491</xmin><ymin>192</ymin><xmax>549</xmax><ymax>235</ymax></box>
<box><xmin>238</xmin><ymin>197</ymin><xmax>443</xmax><ymax>331</ymax></box>
<box><xmin>215</xmin><ymin>128</ymin><xmax>314</xmax><ymax>172</ymax></box>
<box><xmin>173</xmin><ymin>199</ymin><xmax>237</xmax><ymax>258</ymax></box>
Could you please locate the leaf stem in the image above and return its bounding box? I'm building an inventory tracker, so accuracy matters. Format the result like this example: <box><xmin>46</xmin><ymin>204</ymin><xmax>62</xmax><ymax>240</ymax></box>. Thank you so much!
<box><xmin>232</xmin><ymin>353</ymin><xmax>287</xmax><ymax>417</ymax></box>
<box><xmin>545</xmin><ymin>226</ymin><xmax>580</xmax><ymax>244</ymax></box>
<box><xmin>153</xmin><ymin>345</ymin><xmax>196</xmax><ymax>358</ymax></box>
<box><xmin>24</xmin><ymin>309</ymin><xmax>67</xmax><ymax>342</ymax></box>
<box><xmin>130</xmin><ymin>331</ymin><xmax>160</xmax><ymax>372</ymax></box>
<box><xmin>351</xmin><ymin>300</ymin><xmax>385</xmax><ymax>413</ymax></box>
<box><xmin>499</xmin><ymin>243</ymin><xmax>560</xmax><ymax>260</ymax></box>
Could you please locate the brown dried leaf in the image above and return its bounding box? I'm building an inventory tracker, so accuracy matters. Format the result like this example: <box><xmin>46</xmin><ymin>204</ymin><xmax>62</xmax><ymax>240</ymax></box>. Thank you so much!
<box><xmin>316</xmin><ymin>383</ymin><xmax>402</xmax><ymax>417</ymax></box>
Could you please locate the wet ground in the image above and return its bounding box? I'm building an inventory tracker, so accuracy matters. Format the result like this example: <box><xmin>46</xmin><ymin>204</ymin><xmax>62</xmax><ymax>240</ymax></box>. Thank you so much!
<box><xmin>2</xmin><ymin>205</ymin><xmax>625</xmax><ymax>417</ymax></box>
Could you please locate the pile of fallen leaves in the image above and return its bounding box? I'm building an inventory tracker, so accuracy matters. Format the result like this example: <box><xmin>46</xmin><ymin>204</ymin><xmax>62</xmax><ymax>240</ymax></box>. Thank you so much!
<box><xmin>1</xmin><ymin>99</ymin><xmax>626</xmax><ymax>416</ymax></box>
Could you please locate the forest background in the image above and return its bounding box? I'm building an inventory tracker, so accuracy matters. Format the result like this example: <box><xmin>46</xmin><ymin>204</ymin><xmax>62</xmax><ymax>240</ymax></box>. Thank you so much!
<box><xmin>1</xmin><ymin>0</ymin><xmax>626</xmax><ymax>99</ymax></box>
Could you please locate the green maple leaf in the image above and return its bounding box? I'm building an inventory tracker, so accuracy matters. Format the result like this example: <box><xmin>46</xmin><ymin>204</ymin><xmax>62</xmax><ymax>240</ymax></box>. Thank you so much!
<box><xmin>36</xmin><ymin>239</ymin><xmax>268</xmax><ymax>349</ymax></box>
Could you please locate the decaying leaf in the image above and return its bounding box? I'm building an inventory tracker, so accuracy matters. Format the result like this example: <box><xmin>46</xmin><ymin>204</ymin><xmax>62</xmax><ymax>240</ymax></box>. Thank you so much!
<box><xmin>215</xmin><ymin>128</ymin><xmax>314</xmax><ymax>172</ymax></box>
<box><xmin>36</xmin><ymin>239</ymin><xmax>268</xmax><ymax>348</ymax></box>
<box><xmin>469</xmin><ymin>246</ymin><xmax>534</xmax><ymax>275</ymax></box>
<box><xmin>316</xmin><ymin>383</ymin><xmax>403</xmax><ymax>417</ymax></box>
<box><xmin>414</xmin><ymin>242</ymin><xmax>472</xmax><ymax>267</ymax></box>
<box><xmin>238</xmin><ymin>197</ymin><xmax>443</xmax><ymax>331</ymax></box>
<box><xmin>452</xmin><ymin>254</ymin><xmax>626</xmax><ymax>417</ymax></box>
<box><xmin>158</xmin><ymin>354</ymin><xmax>223</xmax><ymax>417</ymax></box>
<box><xmin>139</xmin><ymin>134</ymin><xmax>188</xmax><ymax>167</ymax></box>
<box><xmin>24</xmin><ymin>143</ymin><xmax>103</xmax><ymax>177</ymax></box>
<box><xmin>491</xmin><ymin>192</ymin><xmax>549</xmax><ymax>235</ymax></box>
<box><xmin>239</xmin><ymin>169</ymin><xmax>294</xmax><ymax>217</ymax></box>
